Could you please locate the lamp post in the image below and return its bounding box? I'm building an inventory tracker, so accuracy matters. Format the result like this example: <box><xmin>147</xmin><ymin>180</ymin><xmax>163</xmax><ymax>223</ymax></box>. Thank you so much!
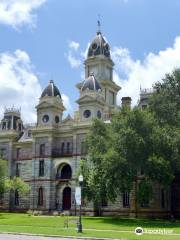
<box><xmin>77</xmin><ymin>174</ymin><xmax>83</xmax><ymax>233</ymax></box>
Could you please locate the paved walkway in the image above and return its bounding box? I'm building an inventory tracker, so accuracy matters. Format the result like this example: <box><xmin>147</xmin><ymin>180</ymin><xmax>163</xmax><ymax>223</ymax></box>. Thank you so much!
<box><xmin>0</xmin><ymin>234</ymin><xmax>81</xmax><ymax>240</ymax></box>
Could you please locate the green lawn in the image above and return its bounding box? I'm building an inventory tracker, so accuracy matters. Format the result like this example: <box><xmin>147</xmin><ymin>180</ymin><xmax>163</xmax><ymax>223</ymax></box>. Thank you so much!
<box><xmin>0</xmin><ymin>213</ymin><xmax>180</xmax><ymax>240</ymax></box>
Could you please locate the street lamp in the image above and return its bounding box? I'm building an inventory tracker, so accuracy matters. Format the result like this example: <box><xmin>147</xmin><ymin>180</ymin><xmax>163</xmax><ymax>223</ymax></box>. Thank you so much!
<box><xmin>77</xmin><ymin>174</ymin><xmax>83</xmax><ymax>233</ymax></box>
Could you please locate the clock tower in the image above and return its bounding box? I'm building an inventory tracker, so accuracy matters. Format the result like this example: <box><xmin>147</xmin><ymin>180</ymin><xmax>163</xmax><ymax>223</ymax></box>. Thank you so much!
<box><xmin>77</xmin><ymin>25</ymin><xmax>121</xmax><ymax>119</ymax></box>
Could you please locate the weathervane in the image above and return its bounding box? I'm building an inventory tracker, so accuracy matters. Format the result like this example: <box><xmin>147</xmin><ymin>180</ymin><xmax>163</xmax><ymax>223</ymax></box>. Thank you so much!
<box><xmin>97</xmin><ymin>14</ymin><xmax>101</xmax><ymax>33</ymax></box>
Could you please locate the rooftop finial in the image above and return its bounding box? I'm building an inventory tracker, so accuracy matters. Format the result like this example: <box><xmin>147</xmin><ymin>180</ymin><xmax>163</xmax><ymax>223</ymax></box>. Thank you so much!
<box><xmin>97</xmin><ymin>14</ymin><xmax>101</xmax><ymax>34</ymax></box>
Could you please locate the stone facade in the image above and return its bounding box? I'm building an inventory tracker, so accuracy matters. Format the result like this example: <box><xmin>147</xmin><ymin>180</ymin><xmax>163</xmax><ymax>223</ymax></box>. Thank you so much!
<box><xmin>0</xmin><ymin>29</ymin><xmax>179</xmax><ymax>218</ymax></box>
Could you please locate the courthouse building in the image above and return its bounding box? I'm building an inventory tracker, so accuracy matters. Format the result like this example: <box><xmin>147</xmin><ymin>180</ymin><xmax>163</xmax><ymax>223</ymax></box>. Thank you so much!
<box><xmin>0</xmin><ymin>28</ymin><xmax>179</xmax><ymax>217</ymax></box>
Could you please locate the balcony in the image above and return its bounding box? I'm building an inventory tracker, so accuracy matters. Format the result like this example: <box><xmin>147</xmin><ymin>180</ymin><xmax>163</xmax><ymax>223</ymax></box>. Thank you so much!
<box><xmin>52</xmin><ymin>148</ymin><xmax>73</xmax><ymax>158</ymax></box>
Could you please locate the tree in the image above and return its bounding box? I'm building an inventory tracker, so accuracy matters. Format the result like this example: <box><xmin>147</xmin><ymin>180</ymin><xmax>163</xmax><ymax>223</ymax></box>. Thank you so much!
<box><xmin>0</xmin><ymin>159</ymin><xmax>7</xmax><ymax>194</ymax></box>
<box><xmin>0</xmin><ymin>158</ymin><xmax>30</xmax><ymax>197</ymax></box>
<box><xmin>149</xmin><ymin>68</ymin><xmax>180</xmax><ymax>127</ymax></box>
<box><xmin>111</xmin><ymin>108</ymin><xmax>179</xmax><ymax>210</ymax></box>
<box><xmin>5</xmin><ymin>177</ymin><xmax>30</xmax><ymax>194</ymax></box>
<box><xmin>80</xmin><ymin>119</ymin><xmax>112</xmax><ymax>215</ymax></box>
<box><xmin>82</xmin><ymin>108</ymin><xmax>179</xmax><ymax>215</ymax></box>
<box><xmin>149</xmin><ymin>68</ymin><xmax>180</xmax><ymax>215</ymax></box>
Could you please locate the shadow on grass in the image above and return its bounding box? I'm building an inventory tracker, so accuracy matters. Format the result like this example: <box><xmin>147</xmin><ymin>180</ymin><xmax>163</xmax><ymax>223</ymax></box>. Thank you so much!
<box><xmin>83</xmin><ymin>216</ymin><xmax>180</xmax><ymax>229</ymax></box>
<box><xmin>0</xmin><ymin>214</ymin><xmax>8</xmax><ymax>219</ymax></box>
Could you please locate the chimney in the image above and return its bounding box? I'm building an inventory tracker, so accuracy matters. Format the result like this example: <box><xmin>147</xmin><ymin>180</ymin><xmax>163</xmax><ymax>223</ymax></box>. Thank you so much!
<box><xmin>121</xmin><ymin>97</ymin><xmax>132</xmax><ymax>109</ymax></box>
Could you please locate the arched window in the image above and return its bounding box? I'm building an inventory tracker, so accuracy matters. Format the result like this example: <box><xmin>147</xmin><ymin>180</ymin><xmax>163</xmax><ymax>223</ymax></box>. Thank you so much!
<box><xmin>15</xmin><ymin>190</ymin><xmax>19</xmax><ymax>206</ymax></box>
<box><xmin>38</xmin><ymin>187</ymin><xmax>44</xmax><ymax>206</ymax></box>
<box><xmin>61</xmin><ymin>164</ymin><xmax>72</xmax><ymax>179</ymax></box>
<box><xmin>57</xmin><ymin>164</ymin><xmax>72</xmax><ymax>179</ymax></box>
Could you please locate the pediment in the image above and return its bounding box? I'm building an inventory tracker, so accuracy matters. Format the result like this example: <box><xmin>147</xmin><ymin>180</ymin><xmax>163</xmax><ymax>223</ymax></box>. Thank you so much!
<box><xmin>36</xmin><ymin>101</ymin><xmax>63</xmax><ymax>110</ymax></box>
<box><xmin>62</xmin><ymin>114</ymin><xmax>73</xmax><ymax>124</ymax></box>
<box><xmin>76</xmin><ymin>95</ymin><xmax>95</xmax><ymax>104</ymax></box>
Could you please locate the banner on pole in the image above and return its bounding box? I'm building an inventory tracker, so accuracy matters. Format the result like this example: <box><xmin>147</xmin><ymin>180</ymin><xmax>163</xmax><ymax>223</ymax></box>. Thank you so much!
<box><xmin>75</xmin><ymin>187</ymin><xmax>81</xmax><ymax>205</ymax></box>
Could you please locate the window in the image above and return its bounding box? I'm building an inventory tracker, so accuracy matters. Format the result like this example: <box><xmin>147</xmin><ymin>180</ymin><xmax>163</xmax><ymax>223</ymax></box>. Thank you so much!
<box><xmin>105</xmin><ymin>88</ymin><xmax>107</xmax><ymax>101</ymax></box>
<box><xmin>38</xmin><ymin>187</ymin><xmax>44</xmax><ymax>206</ymax></box>
<box><xmin>140</xmin><ymin>199</ymin><xmax>149</xmax><ymax>208</ymax></box>
<box><xmin>18</xmin><ymin>123</ymin><xmax>22</xmax><ymax>131</ymax></box>
<box><xmin>39</xmin><ymin>160</ymin><xmax>44</xmax><ymax>177</ymax></box>
<box><xmin>0</xmin><ymin>192</ymin><xmax>4</xmax><ymax>204</ymax></box>
<box><xmin>16</xmin><ymin>148</ymin><xmax>21</xmax><ymax>160</ymax></box>
<box><xmin>161</xmin><ymin>189</ymin><xmax>165</xmax><ymax>208</ymax></box>
<box><xmin>40</xmin><ymin>144</ymin><xmax>45</xmax><ymax>157</ymax></box>
<box><xmin>83</xmin><ymin>110</ymin><xmax>91</xmax><ymax>118</ymax></box>
<box><xmin>67</xmin><ymin>142</ymin><xmax>70</xmax><ymax>154</ymax></box>
<box><xmin>123</xmin><ymin>192</ymin><xmax>130</xmax><ymax>207</ymax></box>
<box><xmin>101</xmin><ymin>197</ymin><xmax>108</xmax><ymax>207</ymax></box>
<box><xmin>14</xmin><ymin>190</ymin><xmax>19</xmax><ymax>206</ymax></box>
<box><xmin>81</xmin><ymin>141</ymin><xmax>87</xmax><ymax>155</ymax></box>
<box><xmin>109</xmin><ymin>91</ymin><xmax>115</xmax><ymax>105</ymax></box>
<box><xmin>2</xmin><ymin>122</ymin><xmax>6</xmax><ymax>129</ymax></box>
<box><xmin>60</xmin><ymin>164</ymin><xmax>72</xmax><ymax>179</ymax></box>
<box><xmin>7</xmin><ymin>121</ymin><xmax>11</xmax><ymax>129</ymax></box>
<box><xmin>61</xmin><ymin>142</ymin><xmax>65</xmax><ymax>154</ymax></box>
<box><xmin>55</xmin><ymin>116</ymin><xmax>59</xmax><ymax>123</ymax></box>
<box><xmin>142</xmin><ymin>105</ymin><xmax>147</xmax><ymax>110</ymax></box>
<box><xmin>0</xmin><ymin>148</ymin><xmax>6</xmax><ymax>159</ymax></box>
<box><xmin>16</xmin><ymin>163</ymin><xmax>20</xmax><ymax>177</ymax></box>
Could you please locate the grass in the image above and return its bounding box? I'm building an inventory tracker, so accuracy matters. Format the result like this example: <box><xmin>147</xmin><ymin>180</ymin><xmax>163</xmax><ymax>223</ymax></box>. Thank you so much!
<box><xmin>0</xmin><ymin>213</ymin><xmax>180</xmax><ymax>240</ymax></box>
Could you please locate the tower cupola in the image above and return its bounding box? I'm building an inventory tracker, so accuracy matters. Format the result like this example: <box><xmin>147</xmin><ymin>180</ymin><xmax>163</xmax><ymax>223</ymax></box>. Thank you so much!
<box><xmin>36</xmin><ymin>80</ymin><xmax>65</xmax><ymax>126</ymax></box>
<box><xmin>87</xmin><ymin>31</ymin><xmax>110</xmax><ymax>59</ymax></box>
<box><xmin>41</xmin><ymin>80</ymin><xmax>61</xmax><ymax>98</ymax></box>
<box><xmin>81</xmin><ymin>73</ymin><xmax>102</xmax><ymax>92</ymax></box>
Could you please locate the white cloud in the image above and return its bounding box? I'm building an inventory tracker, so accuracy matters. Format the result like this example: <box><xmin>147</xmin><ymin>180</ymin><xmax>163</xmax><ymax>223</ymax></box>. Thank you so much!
<box><xmin>0</xmin><ymin>49</ymin><xmax>42</xmax><ymax>123</ymax></box>
<box><xmin>66</xmin><ymin>52</ymin><xmax>81</xmax><ymax>68</ymax></box>
<box><xmin>66</xmin><ymin>40</ymin><xmax>82</xmax><ymax>68</ymax></box>
<box><xmin>0</xmin><ymin>49</ymin><xmax>73</xmax><ymax>123</ymax></box>
<box><xmin>62</xmin><ymin>93</ymin><xmax>72</xmax><ymax>114</ymax></box>
<box><xmin>69</xmin><ymin>41</ymin><xmax>79</xmax><ymax>51</ymax></box>
<box><xmin>111</xmin><ymin>36</ymin><xmax>180</xmax><ymax>106</ymax></box>
<box><xmin>0</xmin><ymin>0</ymin><xmax>46</xmax><ymax>28</ymax></box>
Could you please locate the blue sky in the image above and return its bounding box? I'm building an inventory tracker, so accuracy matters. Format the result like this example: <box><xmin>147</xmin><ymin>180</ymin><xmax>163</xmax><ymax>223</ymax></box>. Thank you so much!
<box><xmin>1</xmin><ymin>0</ymin><xmax>180</xmax><ymax>122</ymax></box>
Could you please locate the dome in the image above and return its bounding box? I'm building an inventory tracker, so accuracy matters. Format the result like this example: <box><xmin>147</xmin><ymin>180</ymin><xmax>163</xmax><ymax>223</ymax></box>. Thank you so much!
<box><xmin>81</xmin><ymin>74</ymin><xmax>102</xmax><ymax>92</ymax></box>
<box><xmin>87</xmin><ymin>31</ymin><xmax>110</xmax><ymax>58</ymax></box>
<box><xmin>41</xmin><ymin>80</ymin><xmax>61</xmax><ymax>98</ymax></box>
